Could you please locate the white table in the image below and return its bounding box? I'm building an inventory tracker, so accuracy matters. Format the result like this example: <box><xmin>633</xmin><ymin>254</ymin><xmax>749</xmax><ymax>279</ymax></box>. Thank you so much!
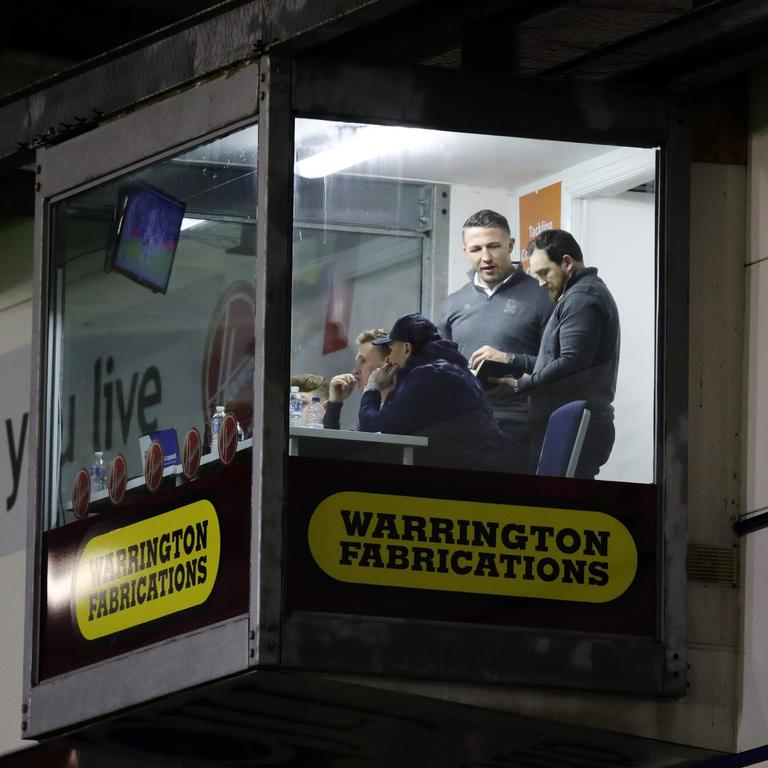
<box><xmin>289</xmin><ymin>427</ymin><xmax>428</xmax><ymax>466</ymax></box>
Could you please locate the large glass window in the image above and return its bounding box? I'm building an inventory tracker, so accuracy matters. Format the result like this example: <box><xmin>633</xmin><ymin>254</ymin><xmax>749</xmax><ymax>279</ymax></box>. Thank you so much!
<box><xmin>289</xmin><ymin>118</ymin><xmax>657</xmax><ymax>484</ymax></box>
<box><xmin>47</xmin><ymin>124</ymin><xmax>258</xmax><ymax>528</ymax></box>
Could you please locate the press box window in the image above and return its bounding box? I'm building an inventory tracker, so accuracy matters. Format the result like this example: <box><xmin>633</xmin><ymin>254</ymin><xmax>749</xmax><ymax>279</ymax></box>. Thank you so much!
<box><xmin>45</xmin><ymin>124</ymin><xmax>258</xmax><ymax>529</ymax></box>
<box><xmin>288</xmin><ymin>118</ymin><xmax>657</xmax><ymax>484</ymax></box>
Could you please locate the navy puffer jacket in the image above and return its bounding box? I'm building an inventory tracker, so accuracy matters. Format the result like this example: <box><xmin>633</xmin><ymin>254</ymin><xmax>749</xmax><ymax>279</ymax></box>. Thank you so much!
<box><xmin>358</xmin><ymin>339</ymin><xmax>505</xmax><ymax>471</ymax></box>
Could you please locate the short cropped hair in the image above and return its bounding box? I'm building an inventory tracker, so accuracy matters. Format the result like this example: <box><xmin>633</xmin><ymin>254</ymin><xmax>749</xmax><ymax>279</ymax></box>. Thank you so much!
<box><xmin>530</xmin><ymin>229</ymin><xmax>584</xmax><ymax>264</ymax></box>
<box><xmin>291</xmin><ymin>374</ymin><xmax>330</xmax><ymax>399</ymax></box>
<box><xmin>462</xmin><ymin>209</ymin><xmax>511</xmax><ymax>237</ymax></box>
<box><xmin>356</xmin><ymin>328</ymin><xmax>390</xmax><ymax>357</ymax></box>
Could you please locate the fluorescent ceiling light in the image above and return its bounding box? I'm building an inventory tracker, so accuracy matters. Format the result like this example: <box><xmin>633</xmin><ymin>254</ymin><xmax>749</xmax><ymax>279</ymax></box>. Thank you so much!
<box><xmin>295</xmin><ymin>125</ymin><xmax>430</xmax><ymax>178</ymax></box>
<box><xmin>180</xmin><ymin>218</ymin><xmax>205</xmax><ymax>231</ymax></box>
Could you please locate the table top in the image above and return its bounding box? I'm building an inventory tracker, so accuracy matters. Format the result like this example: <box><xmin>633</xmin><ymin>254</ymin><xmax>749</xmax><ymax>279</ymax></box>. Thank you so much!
<box><xmin>289</xmin><ymin>426</ymin><xmax>428</xmax><ymax>447</ymax></box>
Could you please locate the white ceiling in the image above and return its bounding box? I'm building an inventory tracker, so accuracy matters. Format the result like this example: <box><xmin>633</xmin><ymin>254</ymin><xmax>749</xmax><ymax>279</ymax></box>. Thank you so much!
<box><xmin>183</xmin><ymin>120</ymin><xmax>622</xmax><ymax>191</ymax></box>
<box><xmin>295</xmin><ymin>119</ymin><xmax>620</xmax><ymax>189</ymax></box>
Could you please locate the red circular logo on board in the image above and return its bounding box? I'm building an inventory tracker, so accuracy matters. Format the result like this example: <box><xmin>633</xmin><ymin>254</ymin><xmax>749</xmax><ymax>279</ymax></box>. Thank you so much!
<box><xmin>108</xmin><ymin>454</ymin><xmax>127</xmax><ymax>505</ymax></box>
<box><xmin>202</xmin><ymin>281</ymin><xmax>255</xmax><ymax>437</ymax></box>
<box><xmin>182</xmin><ymin>428</ymin><xmax>201</xmax><ymax>479</ymax></box>
<box><xmin>218</xmin><ymin>413</ymin><xmax>238</xmax><ymax>465</ymax></box>
<box><xmin>144</xmin><ymin>440</ymin><xmax>164</xmax><ymax>492</ymax></box>
<box><xmin>72</xmin><ymin>469</ymin><xmax>91</xmax><ymax>520</ymax></box>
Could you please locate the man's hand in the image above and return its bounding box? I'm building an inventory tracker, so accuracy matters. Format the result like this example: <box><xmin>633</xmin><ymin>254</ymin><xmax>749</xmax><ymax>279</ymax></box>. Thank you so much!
<box><xmin>329</xmin><ymin>373</ymin><xmax>357</xmax><ymax>402</ymax></box>
<box><xmin>486</xmin><ymin>373</ymin><xmax>528</xmax><ymax>401</ymax></box>
<box><xmin>369</xmin><ymin>362</ymin><xmax>399</xmax><ymax>390</ymax></box>
<box><xmin>468</xmin><ymin>345</ymin><xmax>507</xmax><ymax>371</ymax></box>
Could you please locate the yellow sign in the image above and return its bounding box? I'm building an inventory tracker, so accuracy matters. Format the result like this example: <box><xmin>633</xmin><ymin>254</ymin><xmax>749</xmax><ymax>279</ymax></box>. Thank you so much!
<box><xmin>308</xmin><ymin>492</ymin><xmax>637</xmax><ymax>602</ymax></box>
<box><xmin>73</xmin><ymin>500</ymin><xmax>221</xmax><ymax>640</ymax></box>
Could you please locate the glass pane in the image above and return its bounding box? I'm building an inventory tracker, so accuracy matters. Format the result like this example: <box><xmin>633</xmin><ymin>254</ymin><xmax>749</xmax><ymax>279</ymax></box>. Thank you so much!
<box><xmin>49</xmin><ymin>124</ymin><xmax>258</xmax><ymax>528</ymax></box>
<box><xmin>290</xmin><ymin>117</ymin><xmax>657</xmax><ymax>483</ymax></box>
<box><xmin>292</xmin><ymin>226</ymin><xmax>423</xmax><ymax>429</ymax></box>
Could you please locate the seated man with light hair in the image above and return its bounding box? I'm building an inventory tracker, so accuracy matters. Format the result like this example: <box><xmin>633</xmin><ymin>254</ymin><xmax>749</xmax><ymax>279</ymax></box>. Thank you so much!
<box><xmin>323</xmin><ymin>328</ymin><xmax>393</xmax><ymax>430</ymax></box>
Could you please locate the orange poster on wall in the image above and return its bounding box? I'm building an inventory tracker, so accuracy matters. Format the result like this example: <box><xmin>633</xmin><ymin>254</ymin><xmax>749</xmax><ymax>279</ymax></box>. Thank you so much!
<box><xmin>518</xmin><ymin>182</ymin><xmax>561</xmax><ymax>272</ymax></box>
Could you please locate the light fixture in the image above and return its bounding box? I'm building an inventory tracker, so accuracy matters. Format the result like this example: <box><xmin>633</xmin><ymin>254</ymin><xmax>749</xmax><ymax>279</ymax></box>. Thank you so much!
<box><xmin>295</xmin><ymin>125</ymin><xmax>430</xmax><ymax>179</ymax></box>
<box><xmin>180</xmin><ymin>218</ymin><xmax>205</xmax><ymax>231</ymax></box>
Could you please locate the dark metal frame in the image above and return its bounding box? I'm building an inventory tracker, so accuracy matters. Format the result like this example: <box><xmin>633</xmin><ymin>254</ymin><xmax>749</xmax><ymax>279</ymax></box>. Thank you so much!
<box><xmin>272</xmin><ymin>57</ymin><xmax>689</xmax><ymax>695</ymax></box>
<box><xmin>23</xmin><ymin>63</ymin><xmax>262</xmax><ymax>738</ymax></box>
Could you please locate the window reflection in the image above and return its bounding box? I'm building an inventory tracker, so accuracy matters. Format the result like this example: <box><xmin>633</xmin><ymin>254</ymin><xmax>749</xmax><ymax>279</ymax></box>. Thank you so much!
<box><xmin>49</xmin><ymin>125</ymin><xmax>258</xmax><ymax>528</ymax></box>
<box><xmin>290</xmin><ymin>118</ymin><xmax>656</xmax><ymax>484</ymax></box>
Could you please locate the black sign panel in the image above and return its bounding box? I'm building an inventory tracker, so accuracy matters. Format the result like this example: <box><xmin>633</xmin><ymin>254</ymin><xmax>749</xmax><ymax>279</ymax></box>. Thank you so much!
<box><xmin>286</xmin><ymin>457</ymin><xmax>656</xmax><ymax>637</ymax></box>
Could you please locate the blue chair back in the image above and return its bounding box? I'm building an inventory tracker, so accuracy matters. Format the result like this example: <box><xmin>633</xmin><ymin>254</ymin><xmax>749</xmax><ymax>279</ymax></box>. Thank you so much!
<box><xmin>536</xmin><ymin>400</ymin><xmax>591</xmax><ymax>478</ymax></box>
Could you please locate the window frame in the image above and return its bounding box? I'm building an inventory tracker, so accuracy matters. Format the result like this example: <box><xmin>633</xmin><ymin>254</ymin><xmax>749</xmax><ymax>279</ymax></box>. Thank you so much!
<box><xmin>24</xmin><ymin>62</ymin><xmax>263</xmax><ymax>737</ymax></box>
<box><xmin>273</xmin><ymin>56</ymin><xmax>688</xmax><ymax>695</ymax></box>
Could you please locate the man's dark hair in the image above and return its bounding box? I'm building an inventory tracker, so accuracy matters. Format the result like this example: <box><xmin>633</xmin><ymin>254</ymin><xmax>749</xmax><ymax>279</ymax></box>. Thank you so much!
<box><xmin>462</xmin><ymin>209</ymin><xmax>511</xmax><ymax>237</ymax></box>
<box><xmin>531</xmin><ymin>229</ymin><xmax>584</xmax><ymax>264</ymax></box>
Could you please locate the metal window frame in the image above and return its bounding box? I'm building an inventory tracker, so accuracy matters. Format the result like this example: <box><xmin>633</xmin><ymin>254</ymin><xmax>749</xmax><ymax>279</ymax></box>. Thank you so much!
<box><xmin>272</xmin><ymin>56</ymin><xmax>688</xmax><ymax>696</ymax></box>
<box><xmin>24</xmin><ymin>62</ymin><xmax>263</xmax><ymax>738</ymax></box>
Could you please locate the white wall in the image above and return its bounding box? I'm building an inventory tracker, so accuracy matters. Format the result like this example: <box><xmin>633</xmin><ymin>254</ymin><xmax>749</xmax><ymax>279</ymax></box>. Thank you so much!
<box><xmin>0</xmin><ymin>217</ymin><xmax>34</xmax><ymax>756</ymax></box>
<box><xmin>0</xmin><ymin>550</ymin><xmax>26</xmax><ymax>756</ymax></box>
<box><xmin>739</xmin><ymin>62</ymin><xmax>768</xmax><ymax>752</ymax></box>
<box><xmin>578</xmin><ymin>192</ymin><xmax>656</xmax><ymax>483</ymax></box>
<box><xmin>745</xmin><ymin>111</ymin><xmax>768</xmax><ymax>517</ymax></box>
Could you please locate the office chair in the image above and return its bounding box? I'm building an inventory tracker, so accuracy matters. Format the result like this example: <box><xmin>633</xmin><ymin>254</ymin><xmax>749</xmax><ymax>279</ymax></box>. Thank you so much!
<box><xmin>536</xmin><ymin>400</ymin><xmax>591</xmax><ymax>478</ymax></box>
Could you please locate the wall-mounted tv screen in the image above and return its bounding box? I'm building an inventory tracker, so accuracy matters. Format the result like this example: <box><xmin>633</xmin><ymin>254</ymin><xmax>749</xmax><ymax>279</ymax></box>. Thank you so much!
<box><xmin>105</xmin><ymin>183</ymin><xmax>185</xmax><ymax>294</ymax></box>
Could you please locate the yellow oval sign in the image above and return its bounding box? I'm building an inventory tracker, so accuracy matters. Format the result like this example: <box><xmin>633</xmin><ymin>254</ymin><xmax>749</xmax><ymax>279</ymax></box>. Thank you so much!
<box><xmin>308</xmin><ymin>492</ymin><xmax>637</xmax><ymax>603</ymax></box>
<box><xmin>73</xmin><ymin>500</ymin><xmax>221</xmax><ymax>640</ymax></box>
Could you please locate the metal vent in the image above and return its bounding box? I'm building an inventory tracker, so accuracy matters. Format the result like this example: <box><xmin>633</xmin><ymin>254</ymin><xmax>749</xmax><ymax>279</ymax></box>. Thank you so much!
<box><xmin>687</xmin><ymin>543</ymin><xmax>738</xmax><ymax>586</ymax></box>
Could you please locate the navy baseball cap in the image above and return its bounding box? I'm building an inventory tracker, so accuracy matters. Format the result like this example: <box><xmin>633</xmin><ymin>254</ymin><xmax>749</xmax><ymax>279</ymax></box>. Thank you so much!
<box><xmin>372</xmin><ymin>313</ymin><xmax>441</xmax><ymax>347</ymax></box>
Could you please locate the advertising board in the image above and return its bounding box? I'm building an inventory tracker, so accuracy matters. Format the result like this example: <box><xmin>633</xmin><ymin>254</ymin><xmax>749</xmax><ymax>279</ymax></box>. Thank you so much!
<box><xmin>38</xmin><ymin>458</ymin><xmax>250</xmax><ymax>679</ymax></box>
<box><xmin>287</xmin><ymin>457</ymin><xmax>656</xmax><ymax>639</ymax></box>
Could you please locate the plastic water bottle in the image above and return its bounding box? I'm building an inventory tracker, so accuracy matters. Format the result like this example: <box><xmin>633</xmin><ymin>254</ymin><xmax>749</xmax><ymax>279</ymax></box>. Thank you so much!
<box><xmin>210</xmin><ymin>405</ymin><xmax>225</xmax><ymax>455</ymax></box>
<box><xmin>89</xmin><ymin>451</ymin><xmax>107</xmax><ymax>493</ymax></box>
<box><xmin>305</xmin><ymin>396</ymin><xmax>324</xmax><ymax>429</ymax></box>
<box><xmin>289</xmin><ymin>386</ymin><xmax>303</xmax><ymax>427</ymax></box>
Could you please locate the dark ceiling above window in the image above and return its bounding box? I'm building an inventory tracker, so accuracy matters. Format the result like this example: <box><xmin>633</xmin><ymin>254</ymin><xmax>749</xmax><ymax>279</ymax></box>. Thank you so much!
<box><xmin>0</xmin><ymin>0</ymin><xmax>763</xmax><ymax>174</ymax></box>
<box><xmin>3</xmin><ymin>0</ymin><xmax>768</xmax><ymax>100</ymax></box>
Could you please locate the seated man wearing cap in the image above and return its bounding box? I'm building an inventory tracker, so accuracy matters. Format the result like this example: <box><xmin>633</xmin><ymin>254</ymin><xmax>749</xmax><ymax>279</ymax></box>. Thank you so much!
<box><xmin>359</xmin><ymin>312</ymin><xmax>504</xmax><ymax>471</ymax></box>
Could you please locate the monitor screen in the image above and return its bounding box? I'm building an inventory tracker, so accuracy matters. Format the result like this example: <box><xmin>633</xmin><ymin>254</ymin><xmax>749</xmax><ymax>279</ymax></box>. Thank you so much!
<box><xmin>106</xmin><ymin>183</ymin><xmax>186</xmax><ymax>293</ymax></box>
